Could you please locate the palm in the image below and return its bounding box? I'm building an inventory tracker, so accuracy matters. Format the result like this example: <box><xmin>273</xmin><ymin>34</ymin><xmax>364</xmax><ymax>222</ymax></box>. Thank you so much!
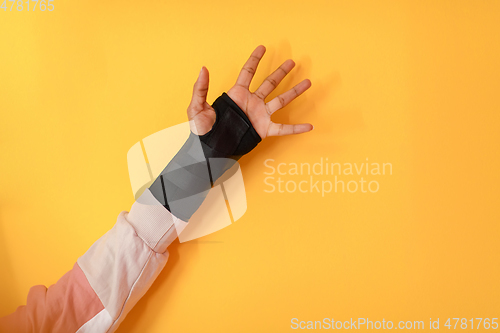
<box><xmin>187</xmin><ymin>45</ymin><xmax>312</xmax><ymax>138</ymax></box>
<box><xmin>226</xmin><ymin>85</ymin><xmax>271</xmax><ymax>139</ymax></box>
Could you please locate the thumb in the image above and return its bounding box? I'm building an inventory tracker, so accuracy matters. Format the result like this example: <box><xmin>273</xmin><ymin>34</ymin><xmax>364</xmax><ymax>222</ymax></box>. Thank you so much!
<box><xmin>190</xmin><ymin>66</ymin><xmax>209</xmax><ymax>112</ymax></box>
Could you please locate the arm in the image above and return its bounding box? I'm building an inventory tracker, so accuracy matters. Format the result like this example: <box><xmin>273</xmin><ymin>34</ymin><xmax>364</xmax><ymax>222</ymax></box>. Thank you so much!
<box><xmin>0</xmin><ymin>202</ymin><xmax>181</xmax><ymax>333</ymax></box>
<box><xmin>0</xmin><ymin>45</ymin><xmax>312</xmax><ymax>333</ymax></box>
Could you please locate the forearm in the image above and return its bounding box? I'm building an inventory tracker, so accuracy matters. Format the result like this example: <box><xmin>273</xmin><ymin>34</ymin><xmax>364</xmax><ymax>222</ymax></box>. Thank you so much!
<box><xmin>0</xmin><ymin>89</ymin><xmax>261</xmax><ymax>332</ymax></box>
<box><xmin>148</xmin><ymin>92</ymin><xmax>261</xmax><ymax>222</ymax></box>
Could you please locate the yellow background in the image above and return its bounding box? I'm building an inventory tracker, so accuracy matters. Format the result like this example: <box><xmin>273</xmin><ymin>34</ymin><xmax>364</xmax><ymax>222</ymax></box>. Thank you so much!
<box><xmin>1</xmin><ymin>0</ymin><xmax>499</xmax><ymax>331</ymax></box>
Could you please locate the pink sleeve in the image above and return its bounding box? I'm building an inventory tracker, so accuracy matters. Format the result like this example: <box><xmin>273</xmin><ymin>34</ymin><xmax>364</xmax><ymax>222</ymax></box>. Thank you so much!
<box><xmin>0</xmin><ymin>189</ymin><xmax>185</xmax><ymax>333</ymax></box>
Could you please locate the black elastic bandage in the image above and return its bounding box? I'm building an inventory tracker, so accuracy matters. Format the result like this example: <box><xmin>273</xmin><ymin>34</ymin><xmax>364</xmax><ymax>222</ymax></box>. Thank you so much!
<box><xmin>148</xmin><ymin>92</ymin><xmax>261</xmax><ymax>221</ymax></box>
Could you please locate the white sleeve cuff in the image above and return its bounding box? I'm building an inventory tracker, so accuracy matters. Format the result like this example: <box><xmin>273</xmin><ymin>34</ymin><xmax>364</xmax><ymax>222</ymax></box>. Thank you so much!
<box><xmin>126</xmin><ymin>189</ymin><xmax>187</xmax><ymax>253</ymax></box>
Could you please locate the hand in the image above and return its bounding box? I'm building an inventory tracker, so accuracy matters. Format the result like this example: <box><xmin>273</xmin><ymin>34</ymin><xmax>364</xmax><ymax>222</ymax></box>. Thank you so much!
<box><xmin>187</xmin><ymin>45</ymin><xmax>313</xmax><ymax>138</ymax></box>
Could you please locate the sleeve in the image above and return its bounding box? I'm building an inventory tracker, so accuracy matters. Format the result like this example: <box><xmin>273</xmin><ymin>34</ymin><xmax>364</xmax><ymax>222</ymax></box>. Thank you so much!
<box><xmin>0</xmin><ymin>92</ymin><xmax>261</xmax><ymax>333</ymax></box>
<box><xmin>0</xmin><ymin>189</ymin><xmax>184</xmax><ymax>333</ymax></box>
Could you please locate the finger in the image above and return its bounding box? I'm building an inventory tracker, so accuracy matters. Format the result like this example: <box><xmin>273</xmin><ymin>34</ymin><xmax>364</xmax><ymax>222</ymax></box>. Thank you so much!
<box><xmin>235</xmin><ymin>45</ymin><xmax>266</xmax><ymax>89</ymax></box>
<box><xmin>267</xmin><ymin>122</ymin><xmax>314</xmax><ymax>137</ymax></box>
<box><xmin>266</xmin><ymin>79</ymin><xmax>312</xmax><ymax>115</ymax></box>
<box><xmin>254</xmin><ymin>59</ymin><xmax>295</xmax><ymax>100</ymax></box>
<box><xmin>188</xmin><ymin>66</ymin><xmax>209</xmax><ymax>116</ymax></box>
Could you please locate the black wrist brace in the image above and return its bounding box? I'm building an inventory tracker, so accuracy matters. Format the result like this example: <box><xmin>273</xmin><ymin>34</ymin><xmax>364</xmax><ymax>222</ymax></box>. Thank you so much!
<box><xmin>148</xmin><ymin>92</ymin><xmax>261</xmax><ymax>221</ymax></box>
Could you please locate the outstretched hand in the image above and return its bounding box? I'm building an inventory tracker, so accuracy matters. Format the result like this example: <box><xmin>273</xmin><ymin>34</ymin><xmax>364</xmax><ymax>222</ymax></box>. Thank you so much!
<box><xmin>187</xmin><ymin>45</ymin><xmax>313</xmax><ymax>138</ymax></box>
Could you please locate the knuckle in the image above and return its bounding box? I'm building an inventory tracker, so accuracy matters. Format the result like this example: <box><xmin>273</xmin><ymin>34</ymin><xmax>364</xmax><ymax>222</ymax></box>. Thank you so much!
<box><xmin>255</xmin><ymin>91</ymin><xmax>265</xmax><ymax>100</ymax></box>
<box><xmin>266</xmin><ymin>78</ymin><xmax>277</xmax><ymax>87</ymax></box>
<box><xmin>278</xmin><ymin>95</ymin><xmax>286</xmax><ymax>107</ymax></box>
<box><xmin>242</xmin><ymin>66</ymin><xmax>256</xmax><ymax>75</ymax></box>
